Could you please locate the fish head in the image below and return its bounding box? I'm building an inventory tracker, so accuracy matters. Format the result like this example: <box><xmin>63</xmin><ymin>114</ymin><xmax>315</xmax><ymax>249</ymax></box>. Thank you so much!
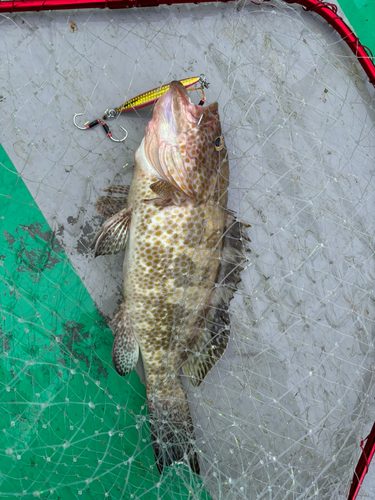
<box><xmin>144</xmin><ymin>81</ymin><xmax>228</xmax><ymax>204</ymax></box>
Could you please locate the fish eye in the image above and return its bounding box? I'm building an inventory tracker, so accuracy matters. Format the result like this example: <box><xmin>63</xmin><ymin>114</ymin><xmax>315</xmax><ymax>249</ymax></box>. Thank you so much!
<box><xmin>214</xmin><ymin>136</ymin><xmax>224</xmax><ymax>151</ymax></box>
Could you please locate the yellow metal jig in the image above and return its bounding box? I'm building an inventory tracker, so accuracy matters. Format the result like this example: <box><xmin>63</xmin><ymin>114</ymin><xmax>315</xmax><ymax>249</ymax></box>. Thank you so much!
<box><xmin>102</xmin><ymin>75</ymin><xmax>209</xmax><ymax>118</ymax></box>
<box><xmin>73</xmin><ymin>75</ymin><xmax>209</xmax><ymax>141</ymax></box>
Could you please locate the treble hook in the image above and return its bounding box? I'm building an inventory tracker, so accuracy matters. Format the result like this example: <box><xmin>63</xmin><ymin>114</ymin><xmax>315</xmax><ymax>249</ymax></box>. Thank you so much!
<box><xmin>73</xmin><ymin>113</ymin><xmax>128</xmax><ymax>143</ymax></box>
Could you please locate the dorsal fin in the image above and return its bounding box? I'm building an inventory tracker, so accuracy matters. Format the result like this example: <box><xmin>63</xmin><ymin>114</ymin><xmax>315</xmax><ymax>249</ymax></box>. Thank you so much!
<box><xmin>182</xmin><ymin>215</ymin><xmax>250</xmax><ymax>386</ymax></box>
<box><xmin>181</xmin><ymin>297</ymin><xmax>230</xmax><ymax>386</ymax></box>
<box><xmin>92</xmin><ymin>206</ymin><xmax>132</xmax><ymax>256</ymax></box>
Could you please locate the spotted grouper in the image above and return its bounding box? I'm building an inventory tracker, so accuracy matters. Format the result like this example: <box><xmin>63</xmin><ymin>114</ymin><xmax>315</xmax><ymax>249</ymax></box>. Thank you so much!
<box><xmin>93</xmin><ymin>81</ymin><xmax>248</xmax><ymax>474</ymax></box>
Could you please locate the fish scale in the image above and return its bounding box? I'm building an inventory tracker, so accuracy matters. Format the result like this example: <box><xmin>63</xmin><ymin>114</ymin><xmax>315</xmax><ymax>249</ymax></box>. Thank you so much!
<box><xmin>93</xmin><ymin>81</ymin><xmax>248</xmax><ymax>474</ymax></box>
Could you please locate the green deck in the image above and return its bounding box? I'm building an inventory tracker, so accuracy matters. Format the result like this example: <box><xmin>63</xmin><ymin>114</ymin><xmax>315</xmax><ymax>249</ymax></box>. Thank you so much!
<box><xmin>0</xmin><ymin>145</ymin><xmax>208</xmax><ymax>499</ymax></box>
<box><xmin>339</xmin><ymin>0</ymin><xmax>375</xmax><ymax>57</ymax></box>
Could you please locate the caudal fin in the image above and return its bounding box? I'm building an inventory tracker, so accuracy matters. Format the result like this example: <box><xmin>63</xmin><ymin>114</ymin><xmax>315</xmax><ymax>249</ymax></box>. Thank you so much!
<box><xmin>148</xmin><ymin>391</ymin><xmax>200</xmax><ymax>475</ymax></box>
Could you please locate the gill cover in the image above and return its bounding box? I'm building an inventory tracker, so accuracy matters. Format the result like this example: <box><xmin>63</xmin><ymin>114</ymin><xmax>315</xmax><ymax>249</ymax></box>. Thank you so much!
<box><xmin>144</xmin><ymin>81</ymin><xmax>224</xmax><ymax>203</ymax></box>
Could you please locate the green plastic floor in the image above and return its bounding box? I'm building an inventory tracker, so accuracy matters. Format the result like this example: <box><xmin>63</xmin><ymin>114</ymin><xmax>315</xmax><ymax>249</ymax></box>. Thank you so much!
<box><xmin>0</xmin><ymin>144</ymin><xmax>207</xmax><ymax>499</ymax></box>
<box><xmin>339</xmin><ymin>0</ymin><xmax>375</xmax><ymax>56</ymax></box>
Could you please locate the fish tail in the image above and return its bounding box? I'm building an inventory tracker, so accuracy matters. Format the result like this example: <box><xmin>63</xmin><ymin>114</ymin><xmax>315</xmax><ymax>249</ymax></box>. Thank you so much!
<box><xmin>147</xmin><ymin>382</ymin><xmax>200</xmax><ymax>475</ymax></box>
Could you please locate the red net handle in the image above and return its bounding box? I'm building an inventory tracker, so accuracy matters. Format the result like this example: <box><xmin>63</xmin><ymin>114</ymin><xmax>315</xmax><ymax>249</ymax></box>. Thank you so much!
<box><xmin>347</xmin><ymin>422</ymin><xmax>375</xmax><ymax>500</ymax></box>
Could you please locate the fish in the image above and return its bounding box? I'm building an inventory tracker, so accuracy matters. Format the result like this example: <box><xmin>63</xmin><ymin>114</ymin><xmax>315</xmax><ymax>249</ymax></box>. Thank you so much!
<box><xmin>93</xmin><ymin>81</ymin><xmax>248</xmax><ymax>474</ymax></box>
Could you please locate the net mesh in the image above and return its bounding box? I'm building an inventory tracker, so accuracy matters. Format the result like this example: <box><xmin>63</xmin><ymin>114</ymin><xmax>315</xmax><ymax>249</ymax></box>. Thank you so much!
<box><xmin>0</xmin><ymin>2</ymin><xmax>375</xmax><ymax>499</ymax></box>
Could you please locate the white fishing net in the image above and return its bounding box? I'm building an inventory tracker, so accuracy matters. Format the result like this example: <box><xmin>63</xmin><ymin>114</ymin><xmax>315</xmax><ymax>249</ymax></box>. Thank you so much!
<box><xmin>0</xmin><ymin>1</ymin><xmax>374</xmax><ymax>499</ymax></box>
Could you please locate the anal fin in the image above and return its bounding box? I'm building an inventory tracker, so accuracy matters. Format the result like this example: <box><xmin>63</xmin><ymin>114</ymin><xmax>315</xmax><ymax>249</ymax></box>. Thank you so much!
<box><xmin>182</xmin><ymin>215</ymin><xmax>250</xmax><ymax>386</ymax></box>
<box><xmin>111</xmin><ymin>303</ymin><xmax>139</xmax><ymax>376</ymax></box>
<box><xmin>92</xmin><ymin>206</ymin><xmax>132</xmax><ymax>256</ymax></box>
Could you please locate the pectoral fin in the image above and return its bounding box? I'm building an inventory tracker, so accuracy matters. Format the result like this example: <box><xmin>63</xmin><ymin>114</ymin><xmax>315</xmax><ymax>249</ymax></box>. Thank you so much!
<box><xmin>150</xmin><ymin>180</ymin><xmax>173</xmax><ymax>198</ymax></box>
<box><xmin>92</xmin><ymin>206</ymin><xmax>132</xmax><ymax>257</ymax></box>
<box><xmin>143</xmin><ymin>180</ymin><xmax>188</xmax><ymax>207</ymax></box>
<box><xmin>143</xmin><ymin>180</ymin><xmax>181</xmax><ymax>206</ymax></box>
<box><xmin>111</xmin><ymin>303</ymin><xmax>139</xmax><ymax>376</ymax></box>
<box><xmin>95</xmin><ymin>185</ymin><xmax>130</xmax><ymax>217</ymax></box>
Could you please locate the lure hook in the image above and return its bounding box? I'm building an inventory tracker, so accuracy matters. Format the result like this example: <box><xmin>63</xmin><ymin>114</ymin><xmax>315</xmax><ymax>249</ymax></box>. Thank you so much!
<box><xmin>73</xmin><ymin>113</ymin><xmax>128</xmax><ymax>143</ymax></box>
<box><xmin>73</xmin><ymin>112</ymin><xmax>89</xmax><ymax>130</ymax></box>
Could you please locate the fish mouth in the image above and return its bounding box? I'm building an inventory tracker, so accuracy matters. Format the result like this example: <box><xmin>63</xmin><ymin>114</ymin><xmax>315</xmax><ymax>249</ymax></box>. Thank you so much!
<box><xmin>146</xmin><ymin>80</ymin><xmax>203</xmax><ymax>142</ymax></box>
<box><xmin>163</xmin><ymin>81</ymin><xmax>202</xmax><ymax>133</ymax></box>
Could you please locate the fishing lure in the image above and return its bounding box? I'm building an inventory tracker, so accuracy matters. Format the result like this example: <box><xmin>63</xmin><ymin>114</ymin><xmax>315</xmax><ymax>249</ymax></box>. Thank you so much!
<box><xmin>73</xmin><ymin>75</ymin><xmax>209</xmax><ymax>142</ymax></box>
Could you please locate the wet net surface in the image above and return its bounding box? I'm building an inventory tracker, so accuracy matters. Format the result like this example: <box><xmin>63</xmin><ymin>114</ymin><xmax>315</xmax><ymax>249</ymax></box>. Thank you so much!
<box><xmin>0</xmin><ymin>2</ymin><xmax>375</xmax><ymax>499</ymax></box>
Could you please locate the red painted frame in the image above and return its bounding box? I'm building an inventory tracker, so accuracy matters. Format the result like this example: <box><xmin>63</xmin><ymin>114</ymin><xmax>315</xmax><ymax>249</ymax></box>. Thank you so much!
<box><xmin>0</xmin><ymin>0</ymin><xmax>374</xmax><ymax>86</ymax></box>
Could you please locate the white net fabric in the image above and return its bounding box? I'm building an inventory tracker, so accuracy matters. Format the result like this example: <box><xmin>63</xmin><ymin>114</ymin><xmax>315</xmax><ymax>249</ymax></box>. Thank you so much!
<box><xmin>0</xmin><ymin>2</ymin><xmax>375</xmax><ymax>499</ymax></box>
